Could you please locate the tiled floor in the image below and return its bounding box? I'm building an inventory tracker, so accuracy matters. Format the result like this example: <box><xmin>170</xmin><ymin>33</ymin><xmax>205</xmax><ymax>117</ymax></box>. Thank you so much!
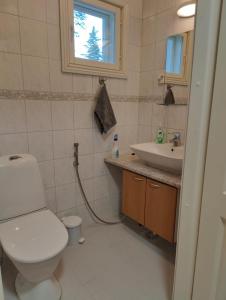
<box><xmin>2</xmin><ymin>222</ymin><xmax>175</xmax><ymax>300</ymax></box>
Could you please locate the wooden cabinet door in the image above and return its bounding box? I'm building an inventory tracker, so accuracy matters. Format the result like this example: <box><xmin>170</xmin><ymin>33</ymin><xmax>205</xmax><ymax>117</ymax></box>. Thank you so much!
<box><xmin>145</xmin><ymin>179</ymin><xmax>177</xmax><ymax>242</ymax></box>
<box><xmin>122</xmin><ymin>170</ymin><xmax>146</xmax><ymax>225</ymax></box>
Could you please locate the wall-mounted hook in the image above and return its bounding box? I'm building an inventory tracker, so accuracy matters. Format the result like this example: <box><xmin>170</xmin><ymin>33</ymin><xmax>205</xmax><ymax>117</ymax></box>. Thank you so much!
<box><xmin>99</xmin><ymin>77</ymin><xmax>107</xmax><ymax>85</ymax></box>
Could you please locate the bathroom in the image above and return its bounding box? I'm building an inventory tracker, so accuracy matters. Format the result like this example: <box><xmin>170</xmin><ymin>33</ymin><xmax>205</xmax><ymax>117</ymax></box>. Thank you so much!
<box><xmin>0</xmin><ymin>0</ymin><xmax>225</xmax><ymax>299</ymax></box>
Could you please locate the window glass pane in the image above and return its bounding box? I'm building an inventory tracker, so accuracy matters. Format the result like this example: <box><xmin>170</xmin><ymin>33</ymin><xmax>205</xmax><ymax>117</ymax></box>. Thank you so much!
<box><xmin>165</xmin><ymin>35</ymin><xmax>184</xmax><ymax>74</ymax></box>
<box><xmin>74</xmin><ymin>0</ymin><xmax>116</xmax><ymax>64</ymax></box>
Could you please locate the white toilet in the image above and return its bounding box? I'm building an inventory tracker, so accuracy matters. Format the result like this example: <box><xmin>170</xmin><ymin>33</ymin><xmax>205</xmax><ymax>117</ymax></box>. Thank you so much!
<box><xmin>0</xmin><ymin>154</ymin><xmax>68</xmax><ymax>300</ymax></box>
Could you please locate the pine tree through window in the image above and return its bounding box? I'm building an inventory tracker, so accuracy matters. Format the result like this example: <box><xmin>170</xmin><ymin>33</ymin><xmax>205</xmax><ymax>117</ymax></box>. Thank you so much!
<box><xmin>74</xmin><ymin>0</ymin><xmax>116</xmax><ymax>64</ymax></box>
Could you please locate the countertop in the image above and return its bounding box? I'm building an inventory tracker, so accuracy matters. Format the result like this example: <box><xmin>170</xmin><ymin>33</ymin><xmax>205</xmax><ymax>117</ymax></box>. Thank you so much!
<box><xmin>105</xmin><ymin>154</ymin><xmax>182</xmax><ymax>189</ymax></box>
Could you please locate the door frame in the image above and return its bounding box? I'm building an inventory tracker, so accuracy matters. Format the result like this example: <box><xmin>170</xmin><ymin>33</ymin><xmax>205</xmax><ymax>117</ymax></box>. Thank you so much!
<box><xmin>173</xmin><ymin>0</ymin><xmax>222</xmax><ymax>299</ymax></box>
<box><xmin>0</xmin><ymin>268</ymin><xmax>4</xmax><ymax>300</ymax></box>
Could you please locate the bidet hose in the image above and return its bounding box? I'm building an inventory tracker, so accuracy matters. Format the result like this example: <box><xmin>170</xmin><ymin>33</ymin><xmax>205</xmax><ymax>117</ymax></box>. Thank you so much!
<box><xmin>73</xmin><ymin>143</ymin><xmax>122</xmax><ymax>225</ymax></box>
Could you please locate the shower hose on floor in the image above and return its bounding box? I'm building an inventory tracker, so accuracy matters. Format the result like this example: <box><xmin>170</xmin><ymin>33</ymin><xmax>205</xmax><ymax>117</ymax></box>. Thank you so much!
<box><xmin>73</xmin><ymin>143</ymin><xmax>123</xmax><ymax>225</ymax></box>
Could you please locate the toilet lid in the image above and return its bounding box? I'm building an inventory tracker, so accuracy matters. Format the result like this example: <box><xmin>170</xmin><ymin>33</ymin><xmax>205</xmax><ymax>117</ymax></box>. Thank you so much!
<box><xmin>0</xmin><ymin>210</ymin><xmax>68</xmax><ymax>264</ymax></box>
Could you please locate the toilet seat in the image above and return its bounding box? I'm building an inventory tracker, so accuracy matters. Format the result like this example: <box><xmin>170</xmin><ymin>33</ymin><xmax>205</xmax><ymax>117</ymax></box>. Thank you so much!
<box><xmin>0</xmin><ymin>209</ymin><xmax>68</xmax><ymax>264</ymax></box>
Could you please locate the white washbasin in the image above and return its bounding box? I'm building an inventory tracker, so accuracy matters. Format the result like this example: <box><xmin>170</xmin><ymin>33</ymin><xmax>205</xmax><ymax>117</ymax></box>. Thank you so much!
<box><xmin>130</xmin><ymin>142</ymin><xmax>184</xmax><ymax>174</ymax></box>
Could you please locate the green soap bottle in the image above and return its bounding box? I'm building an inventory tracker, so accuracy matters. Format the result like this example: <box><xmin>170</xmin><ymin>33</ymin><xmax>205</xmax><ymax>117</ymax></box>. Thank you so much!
<box><xmin>155</xmin><ymin>128</ymin><xmax>165</xmax><ymax>144</ymax></box>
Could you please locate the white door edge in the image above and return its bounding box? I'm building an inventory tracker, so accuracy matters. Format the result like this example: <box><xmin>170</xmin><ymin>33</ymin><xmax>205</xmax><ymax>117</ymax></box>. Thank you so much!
<box><xmin>0</xmin><ymin>268</ymin><xmax>4</xmax><ymax>300</ymax></box>
<box><xmin>172</xmin><ymin>0</ymin><xmax>222</xmax><ymax>299</ymax></box>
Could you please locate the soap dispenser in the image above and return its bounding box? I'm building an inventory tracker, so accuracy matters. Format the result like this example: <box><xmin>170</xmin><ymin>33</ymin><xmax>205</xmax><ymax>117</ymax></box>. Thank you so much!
<box><xmin>155</xmin><ymin>128</ymin><xmax>165</xmax><ymax>144</ymax></box>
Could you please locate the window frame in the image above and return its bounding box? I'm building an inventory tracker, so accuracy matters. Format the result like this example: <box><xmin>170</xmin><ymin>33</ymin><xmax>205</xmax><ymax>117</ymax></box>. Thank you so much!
<box><xmin>60</xmin><ymin>0</ymin><xmax>128</xmax><ymax>78</ymax></box>
<box><xmin>163</xmin><ymin>31</ymin><xmax>194</xmax><ymax>86</ymax></box>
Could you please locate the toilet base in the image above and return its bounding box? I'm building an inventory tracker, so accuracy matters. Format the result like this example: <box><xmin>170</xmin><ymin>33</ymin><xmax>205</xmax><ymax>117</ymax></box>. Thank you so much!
<box><xmin>15</xmin><ymin>273</ymin><xmax>62</xmax><ymax>300</ymax></box>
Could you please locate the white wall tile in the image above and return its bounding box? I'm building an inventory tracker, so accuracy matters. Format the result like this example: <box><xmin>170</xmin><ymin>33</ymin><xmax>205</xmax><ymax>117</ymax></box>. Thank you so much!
<box><xmin>0</xmin><ymin>13</ymin><xmax>20</xmax><ymax>53</ymax></box>
<box><xmin>74</xmin><ymin>101</ymin><xmax>93</xmax><ymax>129</ymax></box>
<box><xmin>74</xmin><ymin>129</ymin><xmax>94</xmax><ymax>155</ymax></box>
<box><xmin>54</xmin><ymin>157</ymin><xmax>75</xmax><ymax>186</ymax></box>
<box><xmin>45</xmin><ymin>187</ymin><xmax>56</xmax><ymax>213</ymax></box>
<box><xmin>47</xmin><ymin>24</ymin><xmax>61</xmax><ymax>60</ymax></box>
<box><xmin>108</xmin><ymin>78</ymin><xmax>127</xmax><ymax>96</ymax></box>
<box><xmin>22</xmin><ymin>56</ymin><xmax>50</xmax><ymax>91</ymax></box>
<box><xmin>129</xmin><ymin>0</ymin><xmax>143</xmax><ymax>18</ymax></box>
<box><xmin>155</xmin><ymin>40</ymin><xmax>166</xmax><ymax>70</ymax></box>
<box><xmin>124</xmin><ymin>125</ymin><xmax>138</xmax><ymax>150</ymax></box>
<box><xmin>78</xmin><ymin>154</ymin><xmax>94</xmax><ymax>180</ymax></box>
<box><xmin>18</xmin><ymin>0</ymin><xmax>46</xmax><ymax>22</ymax></box>
<box><xmin>141</xmin><ymin>44</ymin><xmax>155</xmax><ymax>72</ymax></box>
<box><xmin>142</xmin><ymin>17</ymin><xmax>156</xmax><ymax>46</ymax></box>
<box><xmin>0</xmin><ymin>133</ymin><xmax>28</xmax><ymax>156</ymax></box>
<box><xmin>76</xmin><ymin>203</ymin><xmax>94</xmax><ymax>228</ymax></box>
<box><xmin>94</xmin><ymin>176</ymin><xmax>109</xmax><ymax>200</ymax></box>
<box><xmin>0</xmin><ymin>0</ymin><xmax>18</xmax><ymax>15</ymax></box>
<box><xmin>156</xmin><ymin>10</ymin><xmax>174</xmax><ymax>41</ymax></box>
<box><xmin>0</xmin><ymin>53</ymin><xmax>23</xmax><ymax>90</ymax></box>
<box><xmin>139</xmin><ymin>71</ymin><xmax>154</xmax><ymax>97</ymax></box>
<box><xmin>28</xmin><ymin>131</ymin><xmax>53</xmax><ymax>161</ymax></box>
<box><xmin>138</xmin><ymin>125</ymin><xmax>152</xmax><ymax>143</ymax></box>
<box><xmin>56</xmin><ymin>183</ymin><xmax>76</xmax><ymax>212</ymax></box>
<box><xmin>156</xmin><ymin>0</ymin><xmax>174</xmax><ymax>14</ymax></box>
<box><xmin>26</xmin><ymin>100</ymin><xmax>52</xmax><ymax>132</ymax></box>
<box><xmin>127</xmin><ymin>45</ymin><xmax>141</xmax><ymax>72</ymax></box>
<box><xmin>80</xmin><ymin>178</ymin><xmax>94</xmax><ymax>204</ymax></box>
<box><xmin>46</xmin><ymin>0</ymin><xmax>59</xmax><ymax>25</ymax></box>
<box><xmin>94</xmin><ymin>128</ymin><xmax>114</xmax><ymax>153</ymax></box>
<box><xmin>128</xmin><ymin>17</ymin><xmax>142</xmax><ymax>46</ymax></box>
<box><xmin>111</xmin><ymin>102</ymin><xmax>126</xmax><ymax>126</ymax></box>
<box><xmin>125</xmin><ymin>102</ymin><xmax>139</xmax><ymax>126</ymax></box>
<box><xmin>152</xmin><ymin>103</ymin><xmax>167</xmax><ymax>128</ymax></box>
<box><xmin>53</xmin><ymin>130</ymin><xmax>74</xmax><ymax>158</ymax></box>
<box><xmin>49</xmin><ymin>60</ymin><xmax>73</xmax><ymax>93</ymax></box>
<box><xmin>20</xmin><ymin>18</ymin><xmax>48</xmax><ymax>57</ymax></box>
<box><xmin>73</xmin><ymin>74</ymin><xmax>93</xmax><ymax>94</ymax></box>
<box><xmin>167</xmin><ymin>105</ymin><xmax>188</xmax><ymax>130</ymax></box>
<box><xmin>0</xmin><ymin>100</ymin><xmax>26</xmax><ymax>134</ymax></box>
<box><xmin>138</xmin><ymin>102</ymin><xmax>153</xmax><ymax>125</ymax></box>
<box><xmin>127</xmin><ymin>72</ymin><xmax>140</xmax><ymax>96</ymax></box>
<box><xmin>39</xmin><ymin>160</ymin><xmax>55</xmax><ymax>188</ymax></box>
<box><xmin>52</xmin><ymin>101</ymin><xmax>74</xmax><ymax>130</ymax></box>
<box><xmin>143</xmin><ymin>0</ymin><xmax>157</xmax><ymax>18</ymax></box>
<box><xmin>94</xmin><ymin>152</ymin><xmax>108</xmax><ymax>177</ymax></box>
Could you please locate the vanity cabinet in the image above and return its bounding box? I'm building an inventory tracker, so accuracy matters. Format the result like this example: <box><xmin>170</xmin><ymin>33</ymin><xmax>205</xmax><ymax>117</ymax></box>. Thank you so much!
<box><xmin>145</xmin><ymin>179</ymin><xmax>177</xmax><ymax>242</ymax></box>
<box><xmin>122</xmin><ymin>170</ymin><xmax>178</xmax><ymax>243</ymax></box>
<box><xmin>122</xmin><ymin>170</ymin><xmax>146</xmax><ymax>225</ymax></box>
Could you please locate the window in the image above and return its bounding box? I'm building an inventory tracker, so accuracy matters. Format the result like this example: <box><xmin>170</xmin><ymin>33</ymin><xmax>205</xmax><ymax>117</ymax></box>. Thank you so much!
<box><xmin>60</xmin><ymin>0</ymin><xmax>127</xmax><ymax>78</ymax></box>
<box><xmin>160</xmin><ymin>31</ymin><xmax>194</xmax><ymax>86</ymax></box>
<box><xmin>165</xmin><ymin>35</ymin><xmax>184</xmax><ymax>74</ymax></box>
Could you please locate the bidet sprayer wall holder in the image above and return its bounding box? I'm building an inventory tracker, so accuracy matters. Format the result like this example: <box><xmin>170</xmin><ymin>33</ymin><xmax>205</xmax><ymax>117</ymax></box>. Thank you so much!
<box><xmin>73</xmin><ymin>143</ymin><xmax>79</xmax><ymax>167</ymax></box>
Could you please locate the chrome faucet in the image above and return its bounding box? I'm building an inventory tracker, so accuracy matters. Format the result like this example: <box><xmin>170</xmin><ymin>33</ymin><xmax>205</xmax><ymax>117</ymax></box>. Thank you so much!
<box><xmin>169</xmin><ymin>132</ymin><xmax>181</xmax><ymax>147</ymax></box>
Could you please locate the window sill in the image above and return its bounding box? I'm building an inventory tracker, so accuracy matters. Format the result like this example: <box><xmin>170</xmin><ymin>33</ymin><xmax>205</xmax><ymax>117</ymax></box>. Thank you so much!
<box><xmin>62</xmin><ymin>62</ymin><xmax>127</xmax><ymax>79</ymax></box>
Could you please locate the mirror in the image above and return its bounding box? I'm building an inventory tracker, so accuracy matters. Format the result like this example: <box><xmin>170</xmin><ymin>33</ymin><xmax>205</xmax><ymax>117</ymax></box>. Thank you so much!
<box><xmin>162</xmin><ymin>31</ymin><xmax>193</xmax><ymax>85</ymax></box>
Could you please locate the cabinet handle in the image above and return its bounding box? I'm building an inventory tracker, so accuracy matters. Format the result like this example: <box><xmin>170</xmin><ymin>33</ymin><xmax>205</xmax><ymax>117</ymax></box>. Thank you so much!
<box><xmin>150</xmin><ymin>183</ymin><xmax>161</xmax><ymax>189</ymax></box>
<box><xmin>133</xmin><ymin>177</ymin><xmax>144</xmax><ymax>182</ymax></box>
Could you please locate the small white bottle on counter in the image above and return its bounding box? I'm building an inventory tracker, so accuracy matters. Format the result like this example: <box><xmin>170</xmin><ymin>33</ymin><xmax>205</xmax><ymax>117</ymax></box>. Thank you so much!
<box><xmin>112</xmin><ymin>134</ymin><xmax>119</xmax><ymax>159</ymax></box>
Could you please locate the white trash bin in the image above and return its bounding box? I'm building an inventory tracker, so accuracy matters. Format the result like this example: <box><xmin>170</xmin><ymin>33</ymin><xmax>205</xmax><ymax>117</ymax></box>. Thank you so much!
<box><xmin>62</xmin><ymin>216</ymin><xmax>85</xmax><ymax>246</ymax></box>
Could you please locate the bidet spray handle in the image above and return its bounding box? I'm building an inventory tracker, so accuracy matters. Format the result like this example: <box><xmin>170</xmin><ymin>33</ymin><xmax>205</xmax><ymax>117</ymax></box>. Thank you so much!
<box><xmin>73</xmin><ymin>143</ymin><xmax>79</xmax><ymax>167</ymax></box>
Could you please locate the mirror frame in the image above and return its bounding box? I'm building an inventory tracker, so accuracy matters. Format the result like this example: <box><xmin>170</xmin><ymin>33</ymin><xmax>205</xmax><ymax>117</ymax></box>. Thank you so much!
<box><xmin>163</xmin><ymin>31</ymin><xmax>194</xmax><ymax>86</ymax></box>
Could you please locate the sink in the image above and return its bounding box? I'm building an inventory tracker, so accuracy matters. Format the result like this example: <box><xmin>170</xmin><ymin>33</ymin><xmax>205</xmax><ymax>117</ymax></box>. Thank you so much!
<box><xmin>130</xmin><ymin>142</ymin><xmax>184</xmax><ymax>174</ymax></box>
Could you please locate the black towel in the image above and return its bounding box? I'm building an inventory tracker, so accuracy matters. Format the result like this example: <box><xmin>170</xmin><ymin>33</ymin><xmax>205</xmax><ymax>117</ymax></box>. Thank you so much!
<box><xmin>94</xmin><ymin>83</ymin><xmax>117</xmax><ymax>134</ymax></box>
<box><xmin>164</xmin><ymin>84</ymin><xmax>175</xmax><ymax>105</ymax></box>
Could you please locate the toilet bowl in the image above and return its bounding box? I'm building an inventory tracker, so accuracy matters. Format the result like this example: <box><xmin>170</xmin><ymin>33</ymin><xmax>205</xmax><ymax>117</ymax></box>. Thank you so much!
<box><xmin>0</xmin><ymin>154</ymin><xmax>68</xmax><ymax>300</ymax></box>
<box><xmin>0</xmin><ymin>209</ymin><xmax>68</xmax><ymax>300</ymax></box>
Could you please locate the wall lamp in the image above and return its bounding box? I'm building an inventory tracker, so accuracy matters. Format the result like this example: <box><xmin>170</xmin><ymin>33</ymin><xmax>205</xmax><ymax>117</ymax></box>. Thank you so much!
<box><xmin>177</xmin><ymin>1</ymin><xmax>196</xmax><ymax>18</ymax></box>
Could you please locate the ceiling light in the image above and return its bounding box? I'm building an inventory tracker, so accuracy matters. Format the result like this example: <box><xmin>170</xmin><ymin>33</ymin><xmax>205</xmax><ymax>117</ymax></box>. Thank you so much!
<box><xmin>177</xmin><ymin>2</ymin><xmax>196</xmax><ymax>18</ymax></box>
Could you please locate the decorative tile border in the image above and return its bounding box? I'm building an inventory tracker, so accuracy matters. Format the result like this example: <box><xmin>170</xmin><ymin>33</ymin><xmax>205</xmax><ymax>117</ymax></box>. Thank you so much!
<box><xmin>139</xmin><ymin>95</ymin><xmax>188</xmax><ymax>105</ymax></box>
<box><xmin>0</xmin><ymin>89</ymin><xmax>188</xmax><ymax>104</ymax></box>
<box><xmin>0</xmin><ymin>89</ymin><xmax>141</xmax><ymax>102</ymax></box>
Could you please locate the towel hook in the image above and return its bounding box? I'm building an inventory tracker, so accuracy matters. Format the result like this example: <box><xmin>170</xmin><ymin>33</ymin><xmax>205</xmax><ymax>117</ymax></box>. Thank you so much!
<box><xmin>99</xmin><ymin>77</ymin><xmax>107</xmax><ymax>86</ymax></box>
